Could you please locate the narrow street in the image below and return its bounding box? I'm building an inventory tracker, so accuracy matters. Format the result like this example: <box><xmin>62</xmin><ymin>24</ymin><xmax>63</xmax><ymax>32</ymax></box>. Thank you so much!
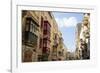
<box><xmin>22</xmin><ymin>10</ymin><xmax>90</xmax><ymax>62</ymax></box>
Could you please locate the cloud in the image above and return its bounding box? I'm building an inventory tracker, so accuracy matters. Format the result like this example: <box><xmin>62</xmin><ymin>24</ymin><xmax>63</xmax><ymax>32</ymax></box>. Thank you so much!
<box><xmin>55</xmin><ymin>17</ymin><xmax>78</xmax><ymax>28</ymax></box>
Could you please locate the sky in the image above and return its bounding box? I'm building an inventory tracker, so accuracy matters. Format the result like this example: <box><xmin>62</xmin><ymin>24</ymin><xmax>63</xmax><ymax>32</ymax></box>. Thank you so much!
<box><xmin>52</xmin><ymin>12</ymin><xmax>84</xmax><ymax>52</ymax></box>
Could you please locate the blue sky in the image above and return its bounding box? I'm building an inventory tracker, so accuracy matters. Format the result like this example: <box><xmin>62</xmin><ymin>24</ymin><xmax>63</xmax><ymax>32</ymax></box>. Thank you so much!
<box><xmin>52</xmin><ymin>12</ymin><xmax>84</xmax><ymax>52</ymax></box>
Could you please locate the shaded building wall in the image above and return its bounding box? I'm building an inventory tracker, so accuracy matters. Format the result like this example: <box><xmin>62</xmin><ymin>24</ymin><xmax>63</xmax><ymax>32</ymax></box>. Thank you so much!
<box><xmin>75</xmin><ymin>23</ymin><xmax>82</xmax><ymax>60</ymax></box>
<box><xmin>22</xmin><ymin>11</ymin><xmax>39</xmax><ymax>62</ymax></box>
<box><xmin>79</xmin><ymin>13</ymin><xmax>90</xmax><ymax>59</ymax></box>
<box><xmin>22</xmin><ymin>11</ymin><xmax>68</xmax><ymax>62</ymax></box>
<box><xmin>39</xmin><ymin>11</ymin><xmax>53</xmax><ymax>61</ymax></box>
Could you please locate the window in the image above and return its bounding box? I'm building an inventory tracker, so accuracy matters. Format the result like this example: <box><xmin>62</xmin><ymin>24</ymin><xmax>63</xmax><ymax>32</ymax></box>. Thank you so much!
<box><xmin>43</xmin><ymin>47</ymin><xmax>47</xmax><ymax>53</ymax></box>
<box><xmin>30</xmin><ymin>22</ymin><xmax>33</xmax><ymax>32</ymax></box>
<box><xmin>41</xmin><ymin>17</ymin><xmax>43</xmax><ymax>29</ymax></box>
<box><xmin>58</xmin><ymin>51</ymin><xmax>63</xmax><ymax>56</ymax></box>
<box><xmin>24</xmin><ymin>31</ymin><xmax>38</xmax><ymax>45</ymax></box>
<box><xmin>25</xmin><ymin>17</ymin><xmax>39</xmax><ymax>33</ymax></box>
<box><xmin>43</xmin><ymin>42</ymin><xmax>47</xmax><ymax>47</ymax></box>
<box><xmin>39</xmin><ymin>38</ymin><xmax>43</xmax><ymax>48</ymax></box>
<box><xmin>43</xmin><ymin>30</ymin><xmax>47</xmax><ymax>35</ymax></box>
<box><xmin>44</xmin><ymin>23</ymin><xmax>47</xmax><ymax>30</ymax></box>
<box><xmin>24</xmin><ymin>17</ymin><xmax>39</xmax><ymax>44</ymax></box>
<box><xmin>44</xmin><ymin>21</ymin><xmax>51</xmax><ymax>32</ymax></box>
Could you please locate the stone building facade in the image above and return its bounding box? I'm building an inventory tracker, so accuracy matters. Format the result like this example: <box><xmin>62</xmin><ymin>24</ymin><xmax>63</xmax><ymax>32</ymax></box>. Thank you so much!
<box><xmin>75</xmin><ymin>13</ymin><xmax>90</xmax><ymax>60</ymax></box>
<box><xmin>22</xmin><ymin>10</ymin><xmax>67</xmax><ymax>62</ymax></box>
